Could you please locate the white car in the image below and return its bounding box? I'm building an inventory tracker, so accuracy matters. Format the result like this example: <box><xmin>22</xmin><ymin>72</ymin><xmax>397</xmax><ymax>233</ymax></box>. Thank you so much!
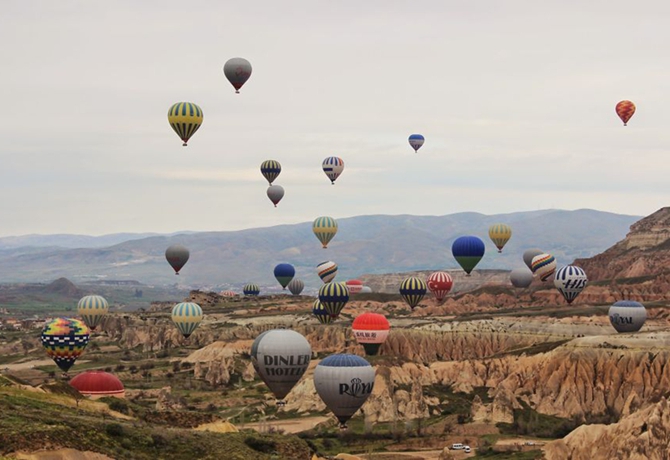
<box><xmin>464</xmin><ymin>446</ymin><xmax>471</xmax><ymax>453</ymax></box>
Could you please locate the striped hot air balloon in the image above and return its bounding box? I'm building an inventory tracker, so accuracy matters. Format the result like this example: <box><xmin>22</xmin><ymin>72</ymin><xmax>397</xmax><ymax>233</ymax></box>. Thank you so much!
<box><xmin>554</xmin><ymin>265</ymin><xmax>588</xmax><ymax>304</ymax></box>
<box><xmin>171</xmin><ymin>302</ymin><xmax>203</xmax><ymax>339</ymax></box>
<box><xmin>243</xmin><ymin>284</ymin><xmax>260</xmax><ymax>296</ymax></box>
<box><xmin>427</xmin><ymin>272</ymin><xmax>453</xmax><ymax>302</ymax></box>
<box><xmin>77</xmin><ymin>295</ymin><xmax>109</xmax><ymax>330</ymax></box>
<box><xmin>399</xmin><ymin>277</ymin><xmax>427</xmax><ymax>310</ymax></box>
<box><xmin>167</xmin><ymin>102</ymin><xmax>203</xmax><ymax>146</ymax></box>
<box><xmin>288</xmin><ymin>278</ymin><xmax>305</xmax><ymax>295</ymax></box>
<box><xmin>615</xmin><ymin>100</ymin><xmax>636</xmax><ymax>126</ymax></box>
<box><xmin>41</xmin><ymin>318</ymin><xmax>90</xmax><ymax>373</ymax></box>
<box><xmin>313</xmin><ymin>299</ymin><xmax>334</xmax><ymax>324</ymax></box>
<box><xmin>488</xmin><ymin>224</ymin><xmax>512</xmax><ymax>253</ymax></box>
<box><xmin>318</xmin><ymin>282</ymin><xmax>350</xmax><ymax>317</ymax></box>
<box><xmin>220</xmin><ymin>290</ymin><xmax>237</xmax><ymax>297</ymax></box>
<box><xmin>408</xmin><ymin>134</ymin><xmax>425</xmax><ymax>152</ymax></box>
<box><xmin>316</xmin><ymin>261</ymin><xmax>338</xmax><ymax>283</ymax></box>
<box><xmin>260</xmin><ymin>160</ymin><xmax>281</xmax><ymax>185</ymax></box>
<box><xmin>322</xmin><ymin>157</ymin><xmax>344</xmax><ymax>184</ymax></box>
<box><xmin>452</xmin><ymin>236</ymin><xmax>485</xmax><ymax>275</ymax></box>
<box><xmin>531</xmin><ymin>253</ymin><xmax>556</xmax><ymax>282</ymax></box>
<box><xmin>352</xmin><ymin>312</ymin><xmax>390</xmax><ymax>356</ymax></box>
<box><xmin>313</xmin><ymin>216</ymin><xmax>338</xmax><ymax>248</ymax></box>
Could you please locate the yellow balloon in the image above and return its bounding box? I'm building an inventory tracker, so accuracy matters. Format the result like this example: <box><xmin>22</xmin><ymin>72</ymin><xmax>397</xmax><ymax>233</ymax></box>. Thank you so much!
<box><xmin>168</xmin><ymin>102</ymin><xmax>203</xmax><ymax>146</ymax></box>
<box><xmin>488</xmin><ymin>223</ymin><xmax>512</xmax><ymax>253</ymax></box>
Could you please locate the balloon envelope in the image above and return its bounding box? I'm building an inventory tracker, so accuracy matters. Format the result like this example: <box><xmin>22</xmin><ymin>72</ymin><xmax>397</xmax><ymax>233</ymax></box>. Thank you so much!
<box><xmin>223</xmin><ymin>57</ymin><xmax>252</xmax><ymax>93</ymax></box>
<box><xmin>41</xmin><ymin>318</ymin><xmax>90</xmax><ymax>373</ymax></box>
<box><xmin>452</xmin><ymin>236</ymin><xmax>485</xmax><ymax>275</ymax></box>
<box><xmin>322</xmin><ymin>157</ymin><xmax>344</xmax><ymax>184</ymax></box>
<box><xmin>318</xmin><ymin>282</ymin><xmax>350</xmax><ymax>317</ymax></box>
<box><xmin>313</xmin><ymin>216</ymin><xmax>338</xmax><ymax>248</ymax></box>
<box><xmin>251</xmin><ymin>330</ymin><xmax>311</xmax><ymax>402</ymax></box>
<box><xmin>243</xmin><ymin>284</ymin><xmax>260</xmax><ymax>296</ymax></box>
<box><xmin>267</xmin><ymin>185</ymin><xmax>285</xmax><ymax>207</ymax></box>
<box><xmin>408</xmin><ymin>134</ymin><xmax>425</xmax><ymax>152</ymax></box>
<box><xmin>352</xmin><ymin>313</ymin><xmax>390</xmax><ymax>355</ymax></box>
<box><xmin>316</xmin><ymin>261</ymin><xmax>338</xmax><ymax>283</ymax></box>
<box><xmin>313</xmin><ymin>299</ymin><xmax>333</xmax><ymax>324</ymax></box>
<box><xmin>488</xmin><ymin>224</ymin><xmax>512</xmax><ymax>253</ymax></box>
<box><xmin>360</xmin><ymin>286</ymin><xmax>373</xmax><ymax>294</ymax></box>
<box><xmin>168</xmin><ymin>102</ymin><xmax>203</xmax><ymax>146</ymax></box>
<box><xmin>510</xmin><ymin>268</ymin><xmax>533</xmax><ymax>288</ymax></box>
<box><xmin>399</xmin><ymin>277</ymin><xmax>427</xmax><ymax>309</ymax></box>
<box><xmin>609</xmin><ymin>301</ymin><xmax>646</xmax><ymax>333</ymax></box>
<box><xmin>288</xmin><ymin>278</ymin><xmax>305</xmax><ymax>295</ymax></box>
<box><xmin>554</xmin><ymin>266</ymin><xmax>587</xmax><ymax>304</ymax></box>
<box><xmin>273</xmin><ymin>263</ymin><xmax>296</xmax><ymax>289</ymax></box>
<box><xmin>427</xmin><ymin>272</ymin><xmax>453</xmax><ymax>302</ymax></box>
<box><xmin>615</xmin><ymin>100</ymin><xmax>636</xmax><ymax>126</ymax></box>
<box><xmin>346</xmin><ymin>280</ymin><xmax>364</xmax><ymax>295</ymax></box>
<box><xmin>531</xmin><ymin>253</ymin><xmax>557</xmax><ymax>282</ymax></box>
<box><xmin>220</xmin><ymin>290</ymin><xmax>237</xmax><ymax>297</ymax></box>
<box><xmin>77</xmin><ymin>295</ymin><xmax>109</xmax><ymax>330</ymax></box>
<box><xmin>165</xmin><ymin>244</ymin><xmax>190</xmax><ymax>275</ymax></box>
<box><xmin>314</xmin><ymin>354</ymin><xmax>375</xmax><ymax>428</ymax></box>
<box><xmin>260</xmin><ymin>160</ymin><xmax>281</xmax><ymax>185</ymax></box>
<box><xmin>171</xmin><ymin>302</ymin><xmax>203</xmax><ymax>338</ymax></box>
<box><xmin>523</xmin><ymin>248</ymin><xmax>544</xmax><ymax>271</ymax></box>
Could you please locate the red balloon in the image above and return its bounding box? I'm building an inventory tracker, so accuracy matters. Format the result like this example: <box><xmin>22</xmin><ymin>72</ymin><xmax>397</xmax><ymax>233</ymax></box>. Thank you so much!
<box><xmin>352</xmin><ymin>312</ymin><xmax>390</xmax><ymax>356</ymax></box>
<box><xmin>427</xmin><ymin>271</ymin><xmax>454</xmax><ymax>302</ymax></box>
<box><xmin>615</xmin><ymin>100</ymin><xmax>636</xmax><ymax>126</ymax></box>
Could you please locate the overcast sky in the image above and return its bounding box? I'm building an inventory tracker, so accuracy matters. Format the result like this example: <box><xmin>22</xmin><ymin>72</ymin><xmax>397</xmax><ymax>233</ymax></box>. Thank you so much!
<box><xmin>1</xmin><ymin>1</ymin><xmax>668</xmax><ymax>237</ymax></box>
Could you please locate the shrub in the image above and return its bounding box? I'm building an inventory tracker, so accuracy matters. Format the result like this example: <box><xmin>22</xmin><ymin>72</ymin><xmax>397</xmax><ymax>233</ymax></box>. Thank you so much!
<box><xmin>105</xmin><ymin>423</ymin><xmax>124</xmax><ymax>437</ymax></box>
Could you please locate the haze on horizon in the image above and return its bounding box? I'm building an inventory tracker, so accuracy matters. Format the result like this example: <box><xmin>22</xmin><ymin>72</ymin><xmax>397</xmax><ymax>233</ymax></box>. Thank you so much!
<box><xmin>1</xmin><ymin>1</ymin><xmax>668</xmax><ymax>237</ymax></box>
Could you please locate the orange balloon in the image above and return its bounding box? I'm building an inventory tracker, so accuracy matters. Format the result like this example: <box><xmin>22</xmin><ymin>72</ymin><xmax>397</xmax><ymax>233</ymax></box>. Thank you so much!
<box><xmin>616</xmin><ymin>100</ymin><xmax>636</xmax><ymax>126</ymax></box>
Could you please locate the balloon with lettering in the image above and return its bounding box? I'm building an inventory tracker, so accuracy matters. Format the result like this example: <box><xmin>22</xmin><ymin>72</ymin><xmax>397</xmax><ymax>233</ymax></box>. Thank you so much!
<box><xmin>399</xmin><ymin>276</ymin><xmax>427</xmax><ymax>310</ymax></box>
<box><xmin>488</xmin><ymin>223</ymin><xmax>512</xmax><ymax>253</ymax></box>
<box><xmin>322</xmin><ymin>157</ymin><xmax>344</xmax><ymax>184</ymax></box>
<box><xmin>288</xmin><ymin>278</ymin><xmax>305</xmax><ymax>295</ymax></box>
<box><xmin>316</xmin><ymin>260</ymin><xmax>338</xmax><ymax>283</ymax></box>
<box><xmin>531</xmin><ymin>253</ymin><xmax>557</xmax><ymax>282</ymax></box>
<box><xmin>554</xmin><ymin>266</ymin><xmax>588</xmax><ymax>304</ymax></box>
<box><xmin>243</xmin><ymin>283</ymin><xmax>260</xmax><ymax>296</ymax></box>
<box><xmin>609</xmin><ymin>301</ymin><xmax>647</xmax><ymax>333</ymax></box>
<box><xmin>510</xmin><ymin>268</ymin><xmax>533</xmax><ymax>288</ymax></box>
<box><xmin>260</xmin><ymin>160</ymin><xmax>281</xmax><ymax>185</ymax></box>
<box><xmin>273</xmin><ymin>263</ymin><xmax>295</xmax><ymax>289</ymax></box>
<box><xmin>171</xmin><ymin>302</ymin><xmax>203</xmax><ymax>339</ymax></box>
<box><xmin>250</xmin><ymin>329</ymin><xmax>311</xmax><ymax>404</ymax></box>
<box><xmin>41</xmin><ymin>318</ymin><xmax>90</xmax><ymax>373</ymax></box>
<box><xmin>523</xmin><ymin>248</ymin><xmax>544</xmax><ymax>271</ymax></box>
<box><xmin>313</xmin><ymin>299</ymin><xmax>333</xmax><ymax>324</ymax></box>
<box><xmin>615</xmin><ymin>100</ymin><xmax>636</xmax><ymax>126</ymax></box>
<box><xmin>313</xmin><ymin>216</ymin><xmax>338</xmax><ymax>248</ymax></box>
<box><xmin>352</xmin><ymin>313</ymin><xmax>390</xmax><ymax>356</ymax></box>
<box><xmin>314</xmin><ymin>354</ymin><xmax>376</xmax><ymax>428</ymax></box>
<box><xmin>408</xmin><ymin>134</ymin><xmax>425</xmax><ymax>152</ymax></box>
<box><xmin>427</xmin><ymin>271</ymin><xmax>453</xmax><ymax>302</ymax></box>
<box><xmin>318</xmin><ymin>282</ymin><xmax>350</xmax><ymax>317</ymax></box>
<box><xmin>267</xmin><ymin>185</ymin><xmax>285</xmax><ymax>207</ymax></box>
<box><xmin>77</xmin><ymin>295</ymin><xmax>109</xmax><ymax>330</ymax></box>
<box><xmin>167</xmin><ymin>102</ymin><xmax>203</xmax><ymax>146</ymax></box>
<box><xmin>165</xmin><ymin>244</ymin><xmax>190</xmax><ymax>275</ymax></box>
<box><xmin>452</xmin><ymin>236</ymin><xmax>485</xmax><ymax>275</ymax></box>
<box><xmin>346</xmin><ymin>280</ymin><xmax>363</xmax><ymax>295</ymax></box>
<box><xmin>223</xmin><ymin>57</ymin><xmax>252</xmax><ymax>94</ymax></box>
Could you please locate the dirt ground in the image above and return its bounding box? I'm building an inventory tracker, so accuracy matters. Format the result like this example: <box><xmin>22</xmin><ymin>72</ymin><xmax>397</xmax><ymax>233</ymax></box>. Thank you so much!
<box><xmin>238</xmin><ymin>415</ymin><xmax>331</xmax><ymax>434</ymax></box>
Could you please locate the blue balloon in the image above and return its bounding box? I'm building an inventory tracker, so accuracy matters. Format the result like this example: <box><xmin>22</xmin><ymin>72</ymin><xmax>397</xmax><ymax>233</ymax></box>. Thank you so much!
<box><xmin>451</xmin><ymin>236</ymin><xmax>485</xmax><ymax>275</ymax></box>
<box><xmin>408</xmin><ymin>134</ymin><xmax>425</xmax><ymax>152</ymax></box>
<box><xmin>273</xmin><ymin>263</ymin><xmax>296</xmax><ymax>289</ymax></box>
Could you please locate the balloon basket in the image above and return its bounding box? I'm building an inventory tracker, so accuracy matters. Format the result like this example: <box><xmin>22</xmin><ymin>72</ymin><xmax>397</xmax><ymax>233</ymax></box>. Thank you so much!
<box><xmin>276</xmin><ymin>400</ymin><xmax>286</xmax><ymax>407</ymax></box>
<box><xmin>338</xmin><ymin>423</ymin><xmax>348</xmax><ymax>430</ymax></box>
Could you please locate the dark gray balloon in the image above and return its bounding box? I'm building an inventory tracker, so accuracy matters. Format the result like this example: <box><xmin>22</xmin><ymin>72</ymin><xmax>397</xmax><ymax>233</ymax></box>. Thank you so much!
<box><xmin>288</xmin><ymin>279</ymin><xmax>305</xmax><ymax>295</ymax></box>
<box><xmin>223</xmin><ymin>57</ymin><xmax>252</xmax><ymax>93</ymax></box>
<box><xmin>267</xmin><ymin>185</ymin><xmax>284</xmax><ymax>207</ymax></box>
<box><xmin>523</xmin><ymin>248</ymin><xmax>544</xmax><ymax>270</ymax></box>
<box><xmin>609</xmin><ymin>301</ymin><xmax>647</xmax><ymax>333</ymax></box>
<box><xmin>510</xmin><ymin>268</ymin><xmax>533</xmax><ymax>288</ymax></box>
<box><xmin>165</xmin><ymin>244</ymin><xmax>189</xmax><ymax>275</ymax></box>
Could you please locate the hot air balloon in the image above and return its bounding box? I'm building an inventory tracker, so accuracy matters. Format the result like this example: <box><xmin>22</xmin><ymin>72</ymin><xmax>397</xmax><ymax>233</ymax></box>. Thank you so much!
<box><xmin>523</xmin><ymin>248</ymin><xmax>544</xmax><ymax>271</ymax></box>
<box><xmin>313</xmin><ymin>216</ymin><xmax>338</xmax><ymax>248</ymax></box>
<box><xmin>488</xmin><ymin>224</ymin><xmax>512</xmax><ymax>253</ymax></box>
<box><xmin>171</xmin><ymin>302</ymin><xmax>203</xmax><ymax>339</ymax></box>
<box><xmin>168</xmin><ymin>102</ymin><xmax>203</xmax><ymax>146</ymax></box>
<box><xmin>531</xmin><ymin>253</ymin><xmax>556</xmax><ymax>282</ymax></box>
<box><xmin>352</xmin><ymin>313</ymin><xmax>390</xmax><ymax>355</ymax></box>
<box><xmin>288</xmin><ymin>278</ymin><xmax>305</xmax><ymax>295</ymax></box>
<box><xmin>346</xmin><ymin>280</ymin><xmax>363</xmax><ymax>295</ymax></box>
<box><xmin>251</xmin><ymin>330</ymin><xmax>311</xmax><ymax>404</ymax></box>
<box><xmin>427</xmin><ymin>272</ymin><xmax>453</xmax><ymax>302</ymax></box>
<box><xmin>313</xmin><ymin>299</ymin><xmax>333</xmax><ymax>324</ymax></box>
<box><xmin>243</xmin><ymin>284</ymin><xmax>260</xmax><ymax>296</ymax></box>
<box><xmin>220</xmin><ymin>290</ymin><xmax>237</xmax><ymax>297</ymax></box>
<box><xmin>77</xmin><ymin>295</ymin><xmax>109</xmax><ymax>330</ymax></box>
<box><xmin>609</xmin><ymin>300</ymin><xmax>646</xmax><ymax>333</ymax></box>
<box><xmin>399</xmin><ymin>277</ymin><xmax>427</xmax><ymax>310</ymax></box>
<box><xmin>408</xmin><ymin>134</ymin><xmax>425</xmax><ymax>152</ymax></box>
<box><xmin>267</xmin><ymin>185</ymin><xmax>284</xmax><ymax>207</ymax></box>
<box><xmin>316</xmin><ymin>261</ymin><xmax>338</xmax><ymax>283</ymax></box>
<box><xmin>223</xmin><ymin>57</ymin><xmax>252</xmax><ymax>93</ymax></box>
<box><xmin>452</xmin><ymin>236</ymin><xmax>485</xmax><ymax>275</ymax></box>
<box><xmin>510</xmin><ymin>268</ymin><xmax>533</xmax><ymax>288</ymax></box>
<box><xmin>274</xmin><ymin>263</ymin><xmax>295</xmax><ymax>289</ymax></box>
<box><xmin>318</xmin><ymin>282</ymin><xmax>350</xmax><ymax>317</ymax></box>
<box><xmin>41</xmin><ymin>318</ymin><xmax>90</xmax><ymax>373</ymax></box>
<box><xmin>615</xmin><ymin>100</ymin><xmax>636</xmax><ymax>126</ymax></box>
<box><xmin>554</xmin><ymin>266</ymin><xmax>588</xmax><ymax>304</ymax></box>
<box><xmin>260</xmin><ymin>160</ymin><xmax>281</xmax><ymax>185</ymax></box>
<box><xmin>69</xmin><ymin>371</ymin><xmax>125</xmax><ymax>399</ymax></box>
<box><xmin>322</xmin><ymin>157</ymin><xmax>344</xmax><ymax>184</ymax></box>
<box><xmin>314</xmin><ymin>354</ymin><xmax>376</xmax><ymax>429</ymax></box>
<box><xmin>360</xmin><ymin>286</ymin><xmax>373</xmax><ymax>294</ymax></box>
<box><xmin>165</xmin><ymin>244</ymin><xmax>189</xmax><ymax>275</ymax></box>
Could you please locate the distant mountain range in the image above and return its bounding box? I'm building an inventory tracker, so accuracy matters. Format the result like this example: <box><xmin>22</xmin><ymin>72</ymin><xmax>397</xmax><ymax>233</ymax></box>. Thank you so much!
<box><xmin>0</xmin><ymin>209</ymin><xmax>641</xmax><ymax>290</ymax></box>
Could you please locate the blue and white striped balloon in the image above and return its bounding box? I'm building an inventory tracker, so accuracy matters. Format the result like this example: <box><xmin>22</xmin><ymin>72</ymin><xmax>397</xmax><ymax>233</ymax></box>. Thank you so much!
<box><xmin>554</xmin><ymin>265</ymin><xmax>587</xmax><ymax>304</ymax></box>
<box><xmin>171</xmin><ymin>302</ymin><xmax>203</xmax><ymax>338</ymax></box>
<box><xmin>322</xmin><ymin>157</ymin><xmax>344</xmax><ymax>184</ymax></box>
